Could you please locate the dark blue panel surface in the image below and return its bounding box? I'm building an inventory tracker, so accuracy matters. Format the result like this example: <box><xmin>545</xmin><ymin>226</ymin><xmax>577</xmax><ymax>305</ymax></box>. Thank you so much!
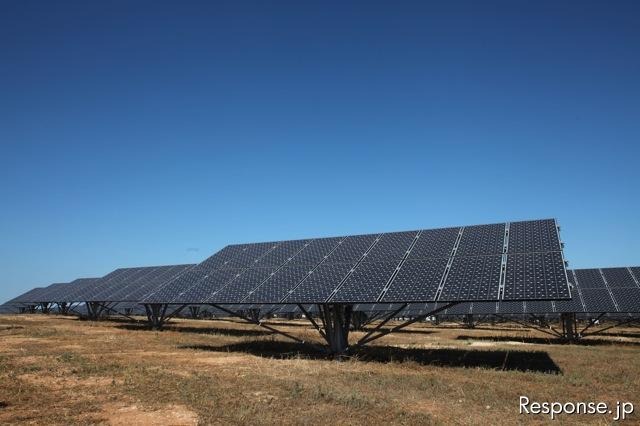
<box><xmin>254</xmin><ymin>240</ymin><xmax>311</xmax><ymax>267</ymax></box>
<box><xmin>172</xmin><ymin>268</ymin><xmax>241</xmax><ymax>303</ymax></box>
<box><xmin>610</xmin><ymin>288</ymin><xmax>640</xmax><ymax>313</ymax></box>
<box><xmin>330</xmin><ymin>262</ymin><xmax>397</xmax><ymax>302</ymax></box>
<box><xmin>439</xmin><ymin>256</ymin><xmax>502</xmax><ymax>301</ymax></box>
<box><xmin>324</xmin><ymin>235</ymin><xmax>378</xmax><ymax>263</ymax></box>
<box><xmin>508</xmin><ymin>219</ymin><xmax>561</xmax><ymax>254</ymax></box>
<box><xmin>408</xmin><ymin>227</ymin><xmax>460</xmax><ymax>260</ymax></box>
<box><xmin>220</xmin><ymin>242</ymin><xmax>279</xmax><ymax>269</ymax></box>
<box><xmin>380</xmin><ymin>258</ymin><xmax>448</xmax><ymax>302</ymax></box>
<box><xmin>503</xmin><ymin>252</ymin><xmax>569</xmax><ymax>300</ymax></box>
<box><xmin>601</xmin><ymin>268</ymin><xmax>638</xmax><ymax>288</ymax></box>
<box><xmin>581</xmin><ymin>288</ymin><xmax>617</xmax><ymax>313</ymax></box>
<box><xmin>288</xmin><ymin>237</ymin><xmax>343</xmax><ymax>265</ymax></box>
<box><xmin>574</xmin><ymin>269</ymin><xmax>606</xmax><ymax>289</ymax></box>
<box><xmin>121</xmin><ymin>264</ymin><xmax>193</xmax><ymax>302</ymax></box>
<box><xmin>456</xmin><ymin>224</ymin><xmax>505</xmax><ymax>256</ymax></box>
<box><xmin>496</xmin><ymin>301</ymin><xmax>526</xmax><ymax>314</ymax></box>
<box><xmin>283</xmin><ymin>263</ymin><xmax>353</xmax><ymax>303</ymax></box>
<box><xmin>243</xmin><ymin>265</ymin><xmax>313</xmax><ymax>303</ymax></box>
<box><xmin>363</xmin><ymin>231</ymin><xmax>418</xmax><ymax>262</ymax></box>
<box><xmin>207</xmin><ymin>267</ymin><xmax>277</xmax><ymax>303</ymax></box>
<box><xmin>143</xmin><ymin>266</ymin><xmax>210</xmax><ymax>303</ymax></box>
<box><xmin>524</xmin><ymin>301</ymin><xmax>555</xmax><ymax>314</ymax></box>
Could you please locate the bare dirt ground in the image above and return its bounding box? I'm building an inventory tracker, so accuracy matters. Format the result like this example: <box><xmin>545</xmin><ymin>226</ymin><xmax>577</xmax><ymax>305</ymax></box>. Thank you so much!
<box><xmin>0</xmin><ymin>314</ymin><xmax>639</xmax><ymax>425</ymax></box>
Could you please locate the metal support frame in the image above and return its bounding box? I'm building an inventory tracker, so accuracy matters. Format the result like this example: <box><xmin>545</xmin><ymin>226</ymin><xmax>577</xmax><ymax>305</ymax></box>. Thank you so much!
<box><xmin>86</xmin><ymin>301</ymin><xmax>108</xmax><ymax>320</ymax></box>
<box><xmin>143</xmin><ymin>304</ymin><xmax>186</xmax><ymax>329</ymax></box>
<box><xmin>210</xmin><ymin>304</ymin><xmax>306</xmax><ymax>344</ymax></box>
<box><xmin>39</xmin><ymin>302</ymin><xmax>51</xmax><ymax>314</ymax></box>
<box><xmin>560</xmin><ymin>312</ymin><xmax>578</xmax><ymax>342</ymax></box>
<box><xmin>350</xmin><ymin>310</ymin><xmax>368</xmax><ymax>331</ymax></box>
<box><xmin>580</xmin><ymin>315</ymin><xmax>640</xmax><ymax>337</ymax></box>
<box><xmin>317</xmin><ymin>304</ymin><xmax>354</xmax><ymax>355</ymax></box>
<box><xmin>352</xmin><ymin>302</ymin><xmax>457</xmax><ymax>350</ymax></box>
<box><xmin>57</xmin><ymin>302</ymin><xmax>71</xmax><ymax>315</ymax></box>
<box><xmin>494</xmin><ymin>314</ymin><xmax>564</xmax><ymax>338</ymax></box>
<box><xmin>464</xmin><ymin>314</ymin><xmax>475</xmax><ymax>329</ymax></box>
<box><xmin>145</xmin><ymin>303</ymin><xmax>168</xmax><ymax>330</ymax></box>
<box><xmin>188</xmin><ymin>305</ymin><xmax>201</xmax><ymax>319</ymax></box>
<box><xmin>578</xmin><ymin>313</ymin><xmax>606</xmax><ymax>336</ymax></box>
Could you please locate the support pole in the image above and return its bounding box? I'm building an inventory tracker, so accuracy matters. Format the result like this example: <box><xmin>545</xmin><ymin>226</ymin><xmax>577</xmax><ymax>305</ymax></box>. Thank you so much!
<box><xmin>464</xmin><ymin>314</ymin><xmax>475</xmax><ymax>329</ymax></box>
<box><xmin>85</xmin><ymin>302</ymin><xmax>104</xmax><ymax>320</ymax></box>
<box><xmin>144</xmin><ymin>303</ymin><xmax>168</xmax><ymax>330</ymax></box>
<box><xmin>318</xmin><ymin>304</ymin><xmax>353</xmax><ymax>356</ymax></box>
<box><xmin>351</xmin><ymin>311</ymin><xmax>368</xmax><ymax>331</ymax></box>
<box><xmin>188</xmin><ymin>306</ymin><xmax>200</xmax><ymax>319</ymax></box>
<box><xmin>57</xmin><ymin>302</ymin><xmax>70</xmax><ymax>315</ymax></box>
<box><xmin>561</xmin><ymin>312</ymin><xmax>578</xmax><ymax>342</ymax></box>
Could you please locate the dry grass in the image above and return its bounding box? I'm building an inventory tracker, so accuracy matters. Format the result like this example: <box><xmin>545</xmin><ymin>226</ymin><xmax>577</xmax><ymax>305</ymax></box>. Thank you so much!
<box><xmin>0</xmin><ymin>314</ymin><xmax>639</xmax><ymax>425</ymax></box>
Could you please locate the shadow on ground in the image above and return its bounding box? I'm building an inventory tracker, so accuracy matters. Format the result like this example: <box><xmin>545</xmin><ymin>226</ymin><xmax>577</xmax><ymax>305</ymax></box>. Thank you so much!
<box><xmin>180</xmin><ymin>340</ymin><xmax>562</xmax><ymax>374</ymax></box>
<box><xmin>115</xmin><ymin>323</ymin><xmax>272</xmax><ymax>337</ymax></box>
<box><xmin>456</xmin><ymin>335</ymin><xmax>640</xmax><ymax>347</ymax></box>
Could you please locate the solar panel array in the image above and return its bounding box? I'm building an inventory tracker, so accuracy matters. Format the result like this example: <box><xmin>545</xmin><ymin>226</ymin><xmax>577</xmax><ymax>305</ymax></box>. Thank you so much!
<box><xmin>399</xmin><ymin>267</ymin><xmax>640</xmax><ymax>316</ymax></box>
<box><xmin>143</xmin><ymin>219</ymin><xmax>570</xmax><ymax>305</ymax></box>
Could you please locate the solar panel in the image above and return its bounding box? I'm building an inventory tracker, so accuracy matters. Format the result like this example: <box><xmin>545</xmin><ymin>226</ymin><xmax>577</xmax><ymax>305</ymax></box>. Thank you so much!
<box><xmin>601</xmin><ymin>268</ymin><xmax>638</xmax><ymax>288</ymax></box>
<box><xmin>472</xmin><ymin>267</ymin><xmax>640</xmax><ymax>315</ymax></box>
<box><xmin>116</xmin><ymin>264</ymin><xmax>194</xmax><ymax>302</ymax></box>
<box><xmin>610</xmin><ymin>288</ymin><xmax>640</xmax><ymax>312</ymax></box>
<box><xmin>207</xmin><ymin>267</ymin><xmax>277</xmax><ymax>303</ymax></box>
<box><xmin>281</xmin><ymin>263</ymin><xmax>353</xmax><ymax>303</ymax></box>
<box><xmin>503</xmin><ymin>252</ymin><xmax>568</xmax><ymax>299</ymax></box>
<box><xmin>381</xmin><ymin>258</ymin><xmax>448</xmax><ymax>302</ymax></box>
<box><xmin>439</xmin><ymin>255</ymin><xmax>502</xmax><ymax>300</ymax></box>
<box><xmin>141</xmin><ymin>219</ymin><xmax>570</xmax><ymax>305</ymax></box>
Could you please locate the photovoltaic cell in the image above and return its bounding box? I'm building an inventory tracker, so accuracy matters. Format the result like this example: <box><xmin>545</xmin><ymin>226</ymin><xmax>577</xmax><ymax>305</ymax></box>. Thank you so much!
<box><xmin>220</xmin><ymin>242</ymin><xmax>279</xmax><ymax>269</ymax></box>
<box><xmin>525</xmin><ymin>301</ymin><xmax>555</xmax><ymax>314</ymax></box>
<box><xmin>408</xmin><ymin>227</ymin><xmax>459</xmax><ymax>260</ymax></box>
<box><xmin>120</xmin><ymin>265</ymin><xmax>194</xmax><ymax>302</ymax></box>
<box><xmin>601</xmin><ymin>268</ymin><xmax>638</xmax><ymax>288</ymax></box>
<box><xmin>139</xmin><ymin>218</ymin><xmax>571</xmax><ymax>305</ymax></box>
<box><xmin>581</xmin><ymin>288</ymin><xmax>617</xmax><ymax>313</ymax></box>
<box><xmin>554</xmin><ymin>271</ymin><xmax>585</xmax><ymax>313</ymax></box>
<box><xmin>574</xmin><ymin>269</ymin><xmax>606</xmax><ymax>289</ymax></box>
<box><xmin>243</xmin><ymin>265</ymin><xmax>312</xmax><ymax>303</ymax></box>
<box><xmin>283</xmin><ymin>263</ymin><xmax>352</xmax><ymax>303</ymax></box>
<box><xmin>381</xmin><ymin>258</ymin><xmax>448</xmax><ymax>302</ymax></box>
<box><xmin>207</xmin><ymin>267</ymin><xmax>277</xmax><ymax>303</ymax></box>
<box><xmin>287</xmin><ymin>237</ymin><xmax>343</xmax><ymax>265</ymax></box>
<box><xmin>470</xmin><ymin>302</ymin><xmax>499</xmax><ymax>314</ymax></box>
<box><xmin>143</xmin><ymin>266</ymin><xmax>210</xmax><ymax>303</ymax></box>
<box><xmin>363</xmin><ymin>231</ymin><xmax>417</xmax><ymax>262</ymax></box>
<box><xmin>199</xmin><ymin>245</ymin><xmax>247</xmax><ymax>269</ymax></box>
<box><xmin>439</xmin><ymin>256</ymin><xmax>502</xmax><ymax>301</ymax></box>
<box><xmin>610</xmin><ymin>288</ymin><xmax>640</xmax><ymax>312</ymax></box>
<box><xmin>330</xmin><ymin>262</ymin><xmax>398</xmax><ymax>302</ymax></box>
<box><xmin>172</xmin><ymin>268</ymin><xmax>240</xmax><ymax>303</ymax></box>
<box><xmin>254</xmin><ymin>240</ymin><xmax>311</xmax><ymax>266</ymax></box>
<box><xmin>324</xmin><ymin>235</ymin><xmax>378</xmax><ymax>263</ymax></box>
<box><xmin>507</xmin><ymin>219</ymin><xmax>560</xmax><ymax>253</ymax></box>
<box><xmin>456</xmin><ymin>224</ymin><xmax>505</xmax><ymax>256</ymax></box>
<box><xmin>503</xmin><ymin>252</ymin><xmax>568</xmax><ymax>300</ymax></box>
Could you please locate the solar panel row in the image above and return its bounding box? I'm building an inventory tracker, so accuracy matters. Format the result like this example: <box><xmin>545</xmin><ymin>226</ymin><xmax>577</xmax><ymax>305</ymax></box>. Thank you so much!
<box><xmin>400</xmin><ymin>267</ymin><xmax>640</xmax><ymax>316</ymax></box>
<box><xmin>143</xmin><ymin>219</ymin><xmax>569</xmax><ymax>305</ymax></box>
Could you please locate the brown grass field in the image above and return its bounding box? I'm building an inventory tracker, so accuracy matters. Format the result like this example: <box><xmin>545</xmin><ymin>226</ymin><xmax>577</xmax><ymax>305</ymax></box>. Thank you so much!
<box><xmin>0</xmin><ymin>314</ymin><xmax>639</xmax><ymax>425</ymax></box>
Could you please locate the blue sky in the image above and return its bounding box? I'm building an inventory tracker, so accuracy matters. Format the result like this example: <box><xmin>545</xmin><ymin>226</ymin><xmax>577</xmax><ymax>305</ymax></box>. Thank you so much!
<box><xmin>1</xmin><ymin>1</ymin><xmax>639</xmax><ymax>302</ymax></box>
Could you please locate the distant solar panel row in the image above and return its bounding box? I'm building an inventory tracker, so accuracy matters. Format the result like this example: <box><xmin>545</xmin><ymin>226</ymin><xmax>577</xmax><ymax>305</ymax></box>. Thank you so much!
<box><xmin>143</xmin><ymin>219</ymin><xmax>570</xmax><ymax>305</ymax></box>
<box><xmin>399</xmin><ymin>267</ymin><xmax>640</xmax><ymax>316</ymax></box>
<box><xmin>2</xmin><ymin>219</ymin><xmax>570</xmax><ymax>309</ymax></box>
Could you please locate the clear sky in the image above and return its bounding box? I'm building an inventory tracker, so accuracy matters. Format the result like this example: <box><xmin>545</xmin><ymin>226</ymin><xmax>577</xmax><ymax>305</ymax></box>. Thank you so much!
<box><xmin>1</xmin><ymin>1</ymin><xmax>639</xmax><ymax>302</ymax></box>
